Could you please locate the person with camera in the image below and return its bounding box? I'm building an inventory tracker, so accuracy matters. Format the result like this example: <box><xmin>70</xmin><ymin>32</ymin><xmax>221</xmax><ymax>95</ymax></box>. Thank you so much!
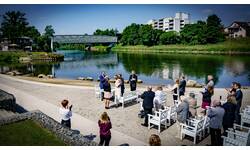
<box><xmin>59</xmin><ymin>99</ymin><xmax>73</xmax><ymax>129</ymax></box>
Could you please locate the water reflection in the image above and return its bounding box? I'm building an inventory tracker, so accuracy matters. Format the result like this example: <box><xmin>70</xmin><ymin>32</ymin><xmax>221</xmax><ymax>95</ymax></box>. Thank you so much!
<box><xmin>0</xmin><ymin>50</ymin><xmax>250</xmax><ymax>87</ymax></box>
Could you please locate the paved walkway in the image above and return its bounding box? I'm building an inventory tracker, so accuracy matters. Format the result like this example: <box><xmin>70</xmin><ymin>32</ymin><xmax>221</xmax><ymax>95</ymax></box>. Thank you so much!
<box><xmin>0</xmin><ymin>74</ymin><xmax>146</xmax><ymax>146</ymax></box>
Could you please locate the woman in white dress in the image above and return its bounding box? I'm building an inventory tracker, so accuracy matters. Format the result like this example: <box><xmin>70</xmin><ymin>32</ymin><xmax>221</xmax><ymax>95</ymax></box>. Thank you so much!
<box><xmin>114</xmin><ymin>75</ymin><xmax>122</xmax><ymax>105</ymax></box>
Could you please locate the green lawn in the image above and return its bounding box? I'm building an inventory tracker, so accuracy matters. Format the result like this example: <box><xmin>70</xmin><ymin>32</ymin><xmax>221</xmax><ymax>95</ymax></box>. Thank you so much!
<box><xmin>112</xmin><ymin>38</ymin><xmax>250</xmax><ymax>53</ymax></box>
<box><xmin>0</xmin><ymin>51</ymin><xmax>64</xmax><ymax>62</ymax></box>
<box><xmin>0</xmin><ymin>120</ymin><xmax>66</xmax><ymax>146</ymax></box>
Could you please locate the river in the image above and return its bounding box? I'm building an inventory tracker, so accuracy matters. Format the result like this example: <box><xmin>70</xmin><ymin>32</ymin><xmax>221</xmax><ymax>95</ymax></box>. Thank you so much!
<box><xmin>1</xmin><ymin>50</ymin><xmax>250</xmax><ymax>88</ymax></box>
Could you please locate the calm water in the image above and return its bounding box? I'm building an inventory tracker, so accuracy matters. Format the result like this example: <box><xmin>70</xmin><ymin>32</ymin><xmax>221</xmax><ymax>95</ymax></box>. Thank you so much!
<box><xmin>1</xmin><ymin>50</ymin><xmax>250</xmax><ymax>88</ymax></box>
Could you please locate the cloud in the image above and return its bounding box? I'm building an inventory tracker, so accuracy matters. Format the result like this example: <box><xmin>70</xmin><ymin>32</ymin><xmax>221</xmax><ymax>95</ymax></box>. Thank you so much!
<box><xmin>202</xmin><ymin>9</ymin><xmax>214</xmax><ymax>14</ymax></box>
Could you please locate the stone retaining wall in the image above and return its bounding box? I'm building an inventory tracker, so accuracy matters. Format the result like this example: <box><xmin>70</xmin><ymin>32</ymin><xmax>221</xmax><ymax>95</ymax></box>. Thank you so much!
<box><xmin>0</xmin><ymin>89</ymin><xmax>16</xmax><ymax>111</ymax></box>
<box><xmin>0</xmin><ymin>110</ymin><xmax>97</xmax><ymax>146</ymax></box>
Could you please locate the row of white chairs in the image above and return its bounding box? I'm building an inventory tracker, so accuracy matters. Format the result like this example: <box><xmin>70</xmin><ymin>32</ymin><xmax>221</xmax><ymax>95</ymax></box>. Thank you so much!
<box><xmin>241</xmin><ymin>105</ymin><xmax>250</xmax><ymax>129</ymax></box>
<box><xmin>222</xmin><ymin>124</ymin><xmax>250</xmax><ymax>146</ymax></box>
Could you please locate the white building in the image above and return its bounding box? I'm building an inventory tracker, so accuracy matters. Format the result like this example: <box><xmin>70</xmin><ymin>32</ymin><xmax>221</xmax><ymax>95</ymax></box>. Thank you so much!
<box><xmin>147</xmin><ymin>12</ymin><xmax>191</xmax><ymax>32</ymax></box>
<box><xmin>224</xmin><ymin>21</ymin><xmax>250</xmax><ymax>38</ymax></box>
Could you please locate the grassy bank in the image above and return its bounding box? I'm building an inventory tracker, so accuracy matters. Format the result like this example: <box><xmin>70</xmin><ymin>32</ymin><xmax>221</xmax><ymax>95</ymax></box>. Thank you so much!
<box><xmin>0</xmin><ymin>51</ymin><xmax>64</xmax><ymax>62</ymax></box>
<box><xmin>113</xmin><ymin>38</ymin><xmax>250</xmax><ymax>54</ymax></box>
<box><xmin>0</xmin><ymin>120</ymin><xmax>66</xmax><ymax>146</ymax></box>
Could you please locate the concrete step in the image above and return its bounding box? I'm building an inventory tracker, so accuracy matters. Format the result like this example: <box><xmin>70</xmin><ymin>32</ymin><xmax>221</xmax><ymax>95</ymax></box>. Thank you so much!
<box><xmin>0</xmin><ymin>109</ymin><xmax>17</xmax><ymax>119</ymax></box>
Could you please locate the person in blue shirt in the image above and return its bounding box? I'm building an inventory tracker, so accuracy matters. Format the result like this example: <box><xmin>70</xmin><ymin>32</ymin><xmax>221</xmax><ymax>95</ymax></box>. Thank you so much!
<box><xmin>99</xmin><ymin>72</ymin><xmax>106</xmax><ymax>101</ymax></box>
<box><xmin>234</xmin><ymin>82</ymin><xmax>243</xmax><ymax>124</ymax></box>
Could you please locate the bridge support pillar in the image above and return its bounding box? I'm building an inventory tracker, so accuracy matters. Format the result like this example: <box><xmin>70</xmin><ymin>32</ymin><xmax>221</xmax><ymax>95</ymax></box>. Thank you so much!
<box><xmin>50</xmin><ymin>37</ymin><xmax>53</xmax><ymax>52</ymax></box>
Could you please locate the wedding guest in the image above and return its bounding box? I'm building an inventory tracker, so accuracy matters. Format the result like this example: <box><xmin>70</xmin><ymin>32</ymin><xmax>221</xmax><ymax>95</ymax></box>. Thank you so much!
<box><xmin>153</xmin><ymin>86</ymin><xmax>165</xmax><ymax>111</ymax></box>
<box><xmin>98</xmin><ymin>112</ymin><xmax>112</xmax><ymax>146</ymax></box>
<box><xmin>176</xmin><ymin>96</ymin><xmax>189</xmax><ymax>138</ymax></box>
<box><xmin>103</xmin><ymin>77</ymin><xmax>112</xmax><ymax>109</ymax></box>
<box><xmin>169</xmin><ymin>79</ymin><xmax>179</xmax><ymax>105</ymax></box>
<box><xmin>149</xmin><ymin>134</ymin><xmax>161</xmax><ymax>146</ymax></box>
<box><xmin>201</xmin><ymin>86</ymin><xmax>213</xmax><ymax>110</ymax></box>
<box><xmin>207</xmin><ymin>100</ymin><xmax>225</xmax><ymax>146</ymax></box>
<box><xmin>59</xmin><ymin>99</ymin><xmax>72</xmax><ymax>129</ymax></box>
<box><xmin>225</xmin><ymin>82</ymin><xmax>237</xmax><ymax>97</ymax></box>
<box><xmin>188</xmin><ymin>92</ymin><xmax>198</xmax><ymax>118</ymax></box>
<box><xmin>140</xmin><ymin>86</ymin><xmax>155</xmax><ymax>127</ymax></box>
<box><xmin>234</xmin><ymin>82</ymin><xmax>243</xmax><ymax>124</ymax></box>
<box><xmin>206</xmin><ymin>75</ymin><xmax>214</xmax><ymax>90</ymax></box>
<box><xmin>99</xmin><ymin>72</ymin><xmax>106</xmax><ymax>101</ymax></box>
<box><xmin>222</xmin><ymin>95</ymin><xmax>236</xmax><ymax>136</ymax></box>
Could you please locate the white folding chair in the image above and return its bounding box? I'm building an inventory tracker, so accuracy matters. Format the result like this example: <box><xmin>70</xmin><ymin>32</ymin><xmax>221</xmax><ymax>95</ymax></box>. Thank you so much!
<box><xmin>148</xmin><ymin>109</ymin><xmax>168</xmax><ymax>133</ymax></box>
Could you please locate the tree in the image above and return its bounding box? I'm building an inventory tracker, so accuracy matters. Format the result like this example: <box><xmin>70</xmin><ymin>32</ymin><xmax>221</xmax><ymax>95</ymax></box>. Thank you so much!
<box><xmin>206</xmin><ymin>14</ymin><xmax>225</xmax><ymax>43</ymax></box>
<box><xmin>151</xmin><ymin>29</ymin><xmax>164</xmax><ymax>45</ymax></box>
<box><xmin>0</xmin><ymin>11</ymin><xmax>29</xmax><ymax>41</ymax></box>
<box><xmin>120</xmin><ymin>23</ymin><xmax>163</xmax><ymax>46</ymax></box>
<box><xmin>138</xmin><ymin>25</ymin><xmax>155</xmax><ymax>46</ymax></box>
<box><xmin>41</xmin><ymin>25</ymin><xmax>55</xmax><ymax>51</ymax></box>
<box><xmin>44</xmin><ymin>25</ymin><xmax>55</xmax><ymax>38</ymax></box>
<box><xmin>120</xmin><ymin>23</ymin><xmax>141</xmax><ymax>45</ymax></box>
<box><xmin>25</xmin><ymin>26</ymin><xmax>41</xmax><ymax>43</ymax></box>
<box><xmin>180</xmin><ymin>21</ymin><xmax>207</xmax><ymax>45</ymax></box>
<box><xmin>93</xmin><ymin>28</ymin><xmax>118</xmax><ymax>36</ymax></box>
<box><xmin>160</xmin><ymin>31</ymin><xmax>180</xmax><ymax>45</ymax></box>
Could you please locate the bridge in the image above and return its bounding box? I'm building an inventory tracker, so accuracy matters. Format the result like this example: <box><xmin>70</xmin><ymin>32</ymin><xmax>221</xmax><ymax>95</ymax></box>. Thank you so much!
<box><xmin>51</xmin><ymin>35</ymin><xmax>118</xmax><ymax>51</ymax></box>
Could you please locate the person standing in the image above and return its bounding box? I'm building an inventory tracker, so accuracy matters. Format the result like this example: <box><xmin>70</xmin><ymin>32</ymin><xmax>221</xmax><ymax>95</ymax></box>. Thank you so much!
<box><xmin>179</xmin><ymin>76</ymin><xmax>186</xmax><ymax>96</ymax></box>
<box><xmin>140</xmin><ymin>86</ymin><xmax>155</xmax><ymax>127</ymax></box>
<box><xmin>129</xmin><ymin>70</ymin><xmax>138</xmax><ymax>91</ymax></box>
<box><xmin>119</xmin><ymin>74</ymin><xmax>125</xmax><ymax>96</ymax></box>
<box><xmin>98</xmin><ymin>112</ymin><xmax>112</xmax><ymax>146</ymax></box>
<box><xmin>222</xmin><ymin>96</ymin><xmax>236</xmax><ymax>136</ymax></box>
<box><xmin>99</xmin><ymin>72</ymin><xmax>106</xmax><ymax>101</ymax></box>
<box><xmin>59</xmin><ymin>99</ymin><xmax>72</xmax><ymax>129</ymax></box>
<box><xmin>207</xmin><ymin>100</ymin><xmax>225</xmax><ymax>146</ymax></box>
<box><xmin>201</xmin><ymin>86</ymin><xmax>213</xmax><ymax>110</ymax></box>
<box><xmin>169</xmin><ymin>79</ymin><xmax>180</xmax><ymax>105</ymax></box>
<box><xmin>114</xmin><ymin>75</ymin><xmax>122</xmax><ymax>106</ymax></box>
<box><xmin>234</xmin><ymin>82</ymin><xmax>243</xmax><ymax>125</ymax></box>
<box><xmin>206</xmin><ymin>75</ymin><xmax>214</xmax><ymax>90</ymax></box>
<box><xmin>103</xmin><ymin>77</ymin><xmax>112</xmax><ymax>109</ymax></box>
<box><xmin>225</xmin><ymin>82</ymin><xmax>237</xmax><ymax>97</ymax></box>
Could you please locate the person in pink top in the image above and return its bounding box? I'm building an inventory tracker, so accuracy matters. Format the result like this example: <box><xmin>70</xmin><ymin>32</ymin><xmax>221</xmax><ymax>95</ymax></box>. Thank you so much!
<box><xmin>98</xmin><ymin>112</ymin><xmax>112</xmax><ymax>146</ymax></box>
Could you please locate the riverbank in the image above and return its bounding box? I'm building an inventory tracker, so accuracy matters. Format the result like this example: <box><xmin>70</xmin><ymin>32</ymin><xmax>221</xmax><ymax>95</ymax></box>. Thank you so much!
<box><xmin>0</xmin><ymin>51</ymin><xmax>64</xmax><ymax>62</ymax></box>
<box><xmin>112</xmin><ymin>38</ymin><xmax>250</xmax><ymax>54</ymax></box>
<box><xmin>4</xmin><ymin>74</ymin><xmax>250</xmax><ymax>89</ymax></box>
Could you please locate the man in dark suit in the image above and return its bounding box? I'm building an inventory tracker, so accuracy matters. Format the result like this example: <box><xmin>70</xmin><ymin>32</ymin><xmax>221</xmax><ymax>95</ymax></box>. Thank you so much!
<box><xmin>234</xmin><ymin>82</ymin><xmax>243</xmax><ymax>124</ymax></box>
<box><xmin>119</xmin><ymin>74</ymin><xmax>125</xmax><ymax>96</ymax></box>
<box><xmin>129</xmin><ymin>70</ymin><xmax>138</xmax><ymax>91</ymax></box>
<box><xmin>179</xmin><ymin>76</ymin><xmax>186</xmax><ymax>96</ymax></box>
<box><xmin>140</xmin><ymin>86</ymin><xmax>155</xmax><ymax>127</ymax></box>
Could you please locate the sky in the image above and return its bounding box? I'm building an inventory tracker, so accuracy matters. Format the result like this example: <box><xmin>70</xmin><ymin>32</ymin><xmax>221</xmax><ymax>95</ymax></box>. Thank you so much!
<box><xmin>0</xmin><ymin>4</ymin><xmax>250</xmax><ymax>35</ymax></box>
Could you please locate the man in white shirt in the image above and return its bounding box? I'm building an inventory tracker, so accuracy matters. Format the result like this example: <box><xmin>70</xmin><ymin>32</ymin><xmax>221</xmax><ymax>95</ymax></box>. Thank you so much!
<box><xmin>59</xmin><ymin>99</ymin><xmax>72</xmax><ymax>129</ymax></box>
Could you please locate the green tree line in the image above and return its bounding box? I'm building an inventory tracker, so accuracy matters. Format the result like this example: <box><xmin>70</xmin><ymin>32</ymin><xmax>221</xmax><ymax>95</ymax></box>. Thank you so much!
<box><xmin>0</xmin><ymin>11</ymin><xmax>55</xmax><ymax>51</ymax></box>
<box><xmin>120</xmin><ymin>14</ymin><xmax>225</xmax><ymax>46</ymax></box>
